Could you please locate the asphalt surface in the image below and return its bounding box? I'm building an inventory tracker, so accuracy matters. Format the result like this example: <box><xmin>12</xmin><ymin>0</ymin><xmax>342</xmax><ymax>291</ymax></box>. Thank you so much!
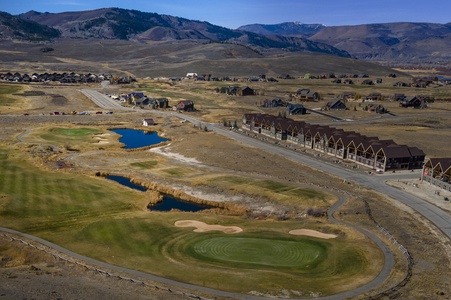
<box><xmin>81</xmin><ymin>89</ymin><xmax>132</xmax><ymax>111</ymax></box>
<box><xmin>3</xmin><ymin>89</ymin><xmax>444</xmax><ymax>299</ymax></box>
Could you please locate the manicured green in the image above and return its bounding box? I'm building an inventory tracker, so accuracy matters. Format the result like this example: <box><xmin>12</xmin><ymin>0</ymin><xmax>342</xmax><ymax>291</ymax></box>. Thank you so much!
<box><xmin>0</xmin><ymin>148</ymin><xmax>380</xmax><ymax>296</ymax></box>
<box><xmin>50</xmin><ymin>127</ymin><xmax>102</xmax><ymax>137</ymax></box>
<box><xmin>188</xmin><ymin>236</ymin><xmax>327</xmax><ymax>268</ymax></box>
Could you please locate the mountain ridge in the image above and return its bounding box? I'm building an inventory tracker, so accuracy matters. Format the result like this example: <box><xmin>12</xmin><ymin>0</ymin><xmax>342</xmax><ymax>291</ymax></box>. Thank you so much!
<box><xmin>239</xmin><ymin>21</ymin><xmax>451</xmax><ymax>63</ymax></box>
<box><xmin>2</xmin><ymin>8</ymin><xmax>349</xmax><ymax>58</ymax></box>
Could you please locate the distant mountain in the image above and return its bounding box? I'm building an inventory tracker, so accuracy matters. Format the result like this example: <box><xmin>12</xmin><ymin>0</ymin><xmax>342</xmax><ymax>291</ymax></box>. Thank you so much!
<box><xmin>237</xmin><ymin>22</ymin><xmax>325</xmax><ymax>38</ymax></box>
<box><xmin>240</xmin><ymin>21</ymin><xmax>451</xmax><ymax>63</ymax></box>
<box><xmin>0</xmin><ymin>11</ymin><xmax>60</xmax><ymax>41</ymax></box>
<box><xmin>309</xmin><ymin>22</ymin><xmax>451</xmax><ymax>61</ymax></box>
<box><xmin>12</xmin><ymin>8</ymin><xmax>349</xmax><ymax>57</ymax></box>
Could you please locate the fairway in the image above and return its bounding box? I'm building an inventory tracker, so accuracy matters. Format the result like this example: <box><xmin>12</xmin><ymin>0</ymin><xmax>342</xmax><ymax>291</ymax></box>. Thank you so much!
<box><xmin>0</xmin><ymin>148</ymin><xmax>384</xmax><ymax>296</ymax></box>
<box><xmin>189</xmin><ymin>236</ymin><xmax>326</xmax><ymax>268</ymax></box>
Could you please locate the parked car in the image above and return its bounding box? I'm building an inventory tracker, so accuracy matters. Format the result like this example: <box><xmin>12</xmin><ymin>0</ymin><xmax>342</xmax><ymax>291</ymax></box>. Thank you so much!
<box><xmin>95</xmin><ymin>111</ymin><xmax>103</xmax><ymax>114</ymax></box>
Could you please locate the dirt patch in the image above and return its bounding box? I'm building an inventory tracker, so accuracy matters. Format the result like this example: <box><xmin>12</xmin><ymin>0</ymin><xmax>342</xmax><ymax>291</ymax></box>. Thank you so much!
<box><xmin>175</xmin><ymin>220</ymin><xmax>243</xmax><ymax>234</ymax></box>
<box><xmin>289</xmin><ymin>229</ymin><xmax>337</xmax><ymax>239</ymax></box>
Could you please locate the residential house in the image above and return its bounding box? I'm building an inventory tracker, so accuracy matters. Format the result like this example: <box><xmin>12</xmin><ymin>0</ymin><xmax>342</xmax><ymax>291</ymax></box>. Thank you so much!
<box><xmin>325</xmin><ymin>99</ymin><xmax>347</xmax><ymax>110</ymax></box>
<box><xmin>342</xmin><ymin>92</ymin><xmax>356</xmax><ymax>102</ymax></box>
<box><xmin>422</xmin><ymin>158</ymin><xmax>451</xmax><ymax>191</ymax></box>
<box><xmin>286</xmin><ymin>104</ymin><xmax>307</xmax><ymax>115</ymax></box>
<box><xmin>296</xmin><ymin>89</ymin><xmax>320</xmax><ymax>101</ymax></box>
<box><xmin>241</xmin><ymin>113</ymin><xmax>425</xmax><ymax>172</ymax></box>
<box><xmin>367</xmin><ymin>92</ymin><xmax>383</xmax><ymax>101</ymax></box>
<box><xmin>400</xmin><ymin>96</ymin><xmax>422</xmax><ymax>108</ymax></box>
<box><xmin>142</xmin><ymin>118</ymin><xmax>154</xmax><ymax>126</ymax></box>
<box><xmin>150</xmin><ymin>98</ymin><xmax>169</xmax><ymax>109</ymax></box>
<box><xmin>394</xmin><ymin>94</ymin><xmax>405</xmax><ymax>101</ymax></box>
<box><xmin>237</xmin><ymin>86</ymin><xmax>255</xmax><ymax>96</ymax></box>
<box><xmin>174</xmin><ymin>100</ymin><xmax>195</xmax><ymax>112</ymax></box>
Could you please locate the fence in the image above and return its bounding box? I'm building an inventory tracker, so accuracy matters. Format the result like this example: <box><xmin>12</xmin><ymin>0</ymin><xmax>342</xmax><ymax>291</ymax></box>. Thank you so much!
<box><xmin>0</xmin><ymin>232</ymin><xmax>210</xmax><ymax>300</ymax></box>
<box><xmin>362</xmin><ymin>200</ymin><xmax>414</xmax><ymax>300</ymax></box>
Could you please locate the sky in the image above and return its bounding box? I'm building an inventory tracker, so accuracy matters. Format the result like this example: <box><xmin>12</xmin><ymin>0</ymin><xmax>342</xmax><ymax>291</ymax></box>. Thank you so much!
<box><xmin>1</xmin><ymin>0</ymin><xmax>450</xmax><ymax>29</ymax></box>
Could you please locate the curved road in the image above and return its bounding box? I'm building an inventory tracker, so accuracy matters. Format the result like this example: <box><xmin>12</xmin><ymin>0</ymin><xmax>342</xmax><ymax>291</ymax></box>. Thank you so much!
<box><xmin>1</xmin><ymin>191</ymin><xmax>393</xmax><ymax>300</ymax></box>
<box><xmin>4</xmin><ymin>89</ymin><xmax>442</xmax><ymax>299</ymax></box>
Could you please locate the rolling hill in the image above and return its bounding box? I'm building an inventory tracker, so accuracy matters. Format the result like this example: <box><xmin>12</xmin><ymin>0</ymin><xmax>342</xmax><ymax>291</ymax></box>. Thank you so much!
<box><xmin>10</xmin><ymin>8</ymin><xmax>349</xmax><ymax>58</ymax></box>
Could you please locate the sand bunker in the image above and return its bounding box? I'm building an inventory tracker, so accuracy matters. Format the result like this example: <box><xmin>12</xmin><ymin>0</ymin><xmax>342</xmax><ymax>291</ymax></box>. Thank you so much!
<box><xmin>93</xmin><ymin>133</ymin><xmax>111</xmax><ymax>144</ymax></box>
<box><xmin>175</xmin><ymin>220</ymin><xmax>243</xmax><ymax>234</ymax></box>
<box><xmin>289</xmin><ymin>229</ymin><xmax>337</xmax><ymax>239</ymax></box>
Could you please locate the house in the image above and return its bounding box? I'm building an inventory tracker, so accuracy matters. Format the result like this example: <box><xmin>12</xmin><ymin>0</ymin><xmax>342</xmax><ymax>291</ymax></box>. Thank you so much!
<box><xmin>367</xmin><ymin>92</ymin><xmax>383</xmax><ymax>101</ymax></box>
<box><xmin>150</xmin><ymin>98</ymin><xmax>169</xmax><ymax>109</ymax></box>
<box><xmin>127</xmin><ymin>92</ymin><xmax>149</xmax><ymax>106</ymax></box>
<box><xmin>241</xmin><ymin>113</ymin><xmax>425</xmax><ymax>172</ymax></box>
<box><xmin>174</xmin><ymin>100</ymin><xmax>195</xmax><ymax>112</ymax></box>
<box><xmin>295</xmin><ymin>89</ymin><xmax>320</xmax><ymax>101</ymax></box>
<box><xmin>393</xmin><ymin>81</ymin><xmax>410</xmax><ymax>87</ymax></box>
<box><xmin>325</xmin><ymin>99</ymin><xmax>347</xmax><ymax>110</ymax></box>
<box><xmin>342</xmin><ymin>92</ymin><xmax>356</xmax><ymax>102</ymax></box>
<box><xmin>142</xmin><ymin>118</ymin><xmax>154</xmax><ymax>126</ymax></box>
<box><xmin>394</xmin><ymin>94</ymin><xmax>405</xmax><ymax>101</ymax></box>
<box><xmin>361</xmin><ymin>79</ymin><xmax>374</xmax><ymax>85</ymax></box>
<box><xmin>400</xmin><ymin>96</ymin><xmax>422</xmax><ymax>108</ymax></box>
<box><xmin>262</xmin><ymin>98</ymin><xmax>285</xmax><ymax>108</ymax></box>
<box><xmin>237</xmin><ymin>86</ymin><xmax>255</xmax><ymax>96</ymax></box>
<box><xmin>286</xmin><ymin>104</ymin><xmax>307</xmax><ymax>115</ymax></box>
<box><xmin>422</xmin><ymin>158</ymin><xmax>451</xmax><ymax>191</ymax></box>
<box><xmin>185</xmin><ymin>73</ymin><xmax>197</xmax><ymax>79</ymax></box>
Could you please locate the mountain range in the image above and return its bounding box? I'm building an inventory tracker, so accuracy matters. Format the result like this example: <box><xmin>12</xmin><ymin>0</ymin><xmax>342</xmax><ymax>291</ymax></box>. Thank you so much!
<box><xmin>0</xmin><ymin>7</ymin><xmax>450</xmax><ymax>64</ymax></box>
<box><xmin>0</xmin><ymin>8</ymin><xmax>348</xmax><ymax>58</ymax></box>
<box><xmin>239</xmin><ymin>21</ymin><xmax>451</xmax><ymax>62</ymax></box>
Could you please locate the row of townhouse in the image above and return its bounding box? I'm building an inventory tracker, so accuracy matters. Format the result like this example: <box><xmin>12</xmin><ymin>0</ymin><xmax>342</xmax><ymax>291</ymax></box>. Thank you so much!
<box><xmin>242</xmin><ymin>113</ymin><xmax>425</xmax><ymax>172</ymax></box>
<box><xmin>421</xmin><ymin>158</ymin><xmax>451</xmax><ymax>192</ymax></box>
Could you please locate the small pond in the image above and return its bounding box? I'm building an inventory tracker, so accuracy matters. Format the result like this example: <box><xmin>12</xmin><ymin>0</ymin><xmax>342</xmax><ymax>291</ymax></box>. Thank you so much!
<box><xmin>109</xmin><ymin>128</ymin><xmax>167</xmax><ymax>149</ymax></box>
<box><xmin>105</xmin><ymin>175</ymin><xmax>212</xmax><ymax>212</ymax></box>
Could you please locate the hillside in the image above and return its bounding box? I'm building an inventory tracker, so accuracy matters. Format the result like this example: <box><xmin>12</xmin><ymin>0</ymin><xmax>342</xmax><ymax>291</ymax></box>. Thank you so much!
<box><xmin>239</xmin><ymin>21</ymin><xmax>451</xmax><ymax>64</ymax></box>
<box><xmin>0</xmin><ymin>11</ymin><xmax>60</xmax><ymax>41</ymax></box>
<box><xmin>13</xmin><ymin>8</ymin><xmax>349</xmax><ymax>58</ymax></box>
<box><xmin>0</xmin><ymin>38</ymin><xmax>400</xmax><ymax>78</ymax></box>
<box><xmin>237</xmin><ymin>22</ymin><xmax>325</xmax><ymax>38</ymax></box>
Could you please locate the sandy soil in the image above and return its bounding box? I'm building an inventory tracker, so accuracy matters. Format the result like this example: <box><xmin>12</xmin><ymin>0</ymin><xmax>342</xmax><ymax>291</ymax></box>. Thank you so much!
<box><xmin>174</xmin><ymin>220</ymin><xmax>243</xmax><ymax>234</ymax></box>
<box><xmin>288</xmin><ymin>229</ymin><xmax>338</xmax><ymax>239</ymax></box>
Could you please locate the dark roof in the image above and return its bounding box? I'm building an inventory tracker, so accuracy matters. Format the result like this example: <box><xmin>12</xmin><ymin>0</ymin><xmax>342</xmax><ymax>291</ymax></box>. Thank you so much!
<box><xmin>427</xmin><ymin>158</ymin><xmax>451</xmax><ymax>172</ymax></box>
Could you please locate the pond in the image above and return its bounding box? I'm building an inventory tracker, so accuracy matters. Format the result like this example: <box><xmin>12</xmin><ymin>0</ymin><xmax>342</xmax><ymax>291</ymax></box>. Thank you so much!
<box><xmin>105</xmin><ymin>175</ymin><xmax>212</xmax><ymax>212</ymax></box>
<box><xmin>109</xmin><ymin>128</ymin><xmax>167</xmax><ymax>149</ymax></box>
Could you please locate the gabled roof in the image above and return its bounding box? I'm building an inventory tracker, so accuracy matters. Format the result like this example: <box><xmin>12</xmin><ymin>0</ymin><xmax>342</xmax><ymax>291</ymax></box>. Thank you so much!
<box><xmin>377</xmin><ymin>144</ymin><xmax>412</xmax><ymax>159</ymax></box>
<box><xmin>426</xmin><ymin>158</ymin><xmax>451</xmax><ymax>173</ymax></box>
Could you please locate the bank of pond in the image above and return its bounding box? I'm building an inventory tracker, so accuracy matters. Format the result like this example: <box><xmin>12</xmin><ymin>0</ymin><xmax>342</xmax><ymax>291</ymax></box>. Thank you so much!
<box><xmin>108</xmin><ymin>128</ymin><xmax>167</xmax><ymax>149</ymax></box>
<box><xmin>104</xmin><ymin>175</ymin><xmax>214</xmax><ymax>212</ymax></box>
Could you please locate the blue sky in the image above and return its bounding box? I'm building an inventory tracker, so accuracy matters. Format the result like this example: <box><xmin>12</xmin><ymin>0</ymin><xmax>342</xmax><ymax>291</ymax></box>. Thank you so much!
<box><xmin>1</xmin><ymin>0</ymin><xmax>450</xmax><ymax>29</ymax></box>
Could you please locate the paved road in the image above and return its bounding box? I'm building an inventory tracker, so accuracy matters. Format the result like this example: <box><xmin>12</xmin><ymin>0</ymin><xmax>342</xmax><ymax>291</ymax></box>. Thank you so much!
<box><xmin>80</xmin><ymin>89</ymin><xmax>132</xmax><ymax>111</ymax></box>
<box><xmin>32</xmin><ymin>89</ymin><xmax>445</xmax><ymax>299</ymax></box>
<box><xmin>0</xmin><ymin>192</ymin><xmax>394</xmax><ymax>300</ymax></box>
<box><xmin>200</xmin><ymin>123</ymin><xmax>451</xmax><ymax>240</ymax></box>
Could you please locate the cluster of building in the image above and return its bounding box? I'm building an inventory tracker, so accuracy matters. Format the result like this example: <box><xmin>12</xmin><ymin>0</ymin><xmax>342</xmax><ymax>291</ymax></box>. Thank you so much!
<box><xmin>0</xmin><ymin>71</ymin><xmax>112</xmax><ymax>83</ymax></box>
<box><xmin>242</xmin><ymin>113</ymin><xmax>425</xmax><ymax>172</ymax></box>
<box><xmin>116</xmin><ymin>92</ymin><xmax>195</xmax><ymax>112</ymax></box>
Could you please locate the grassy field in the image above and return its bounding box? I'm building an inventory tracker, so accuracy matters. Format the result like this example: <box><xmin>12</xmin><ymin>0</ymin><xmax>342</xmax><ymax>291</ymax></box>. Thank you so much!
<box><xmin>0</xmin><ymin>84</ymin><xmax>26</xmax><ymax>113</ymax></box>
<box><xmin>0</xmin><ymin>146</ymin><xmax>382</xmax><ymax>297</ymax></box>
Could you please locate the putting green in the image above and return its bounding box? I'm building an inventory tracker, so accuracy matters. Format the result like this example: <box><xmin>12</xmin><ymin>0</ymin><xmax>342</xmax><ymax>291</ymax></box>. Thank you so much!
<box><xmin>50</xmin><ymin>127</ymin><xmax>102</xmax><ymax>136</ymax></box>
<box><xmin>189</xmin><ymin>236</ymin><xmax>327</xmax><ymax>268</ymax></box>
